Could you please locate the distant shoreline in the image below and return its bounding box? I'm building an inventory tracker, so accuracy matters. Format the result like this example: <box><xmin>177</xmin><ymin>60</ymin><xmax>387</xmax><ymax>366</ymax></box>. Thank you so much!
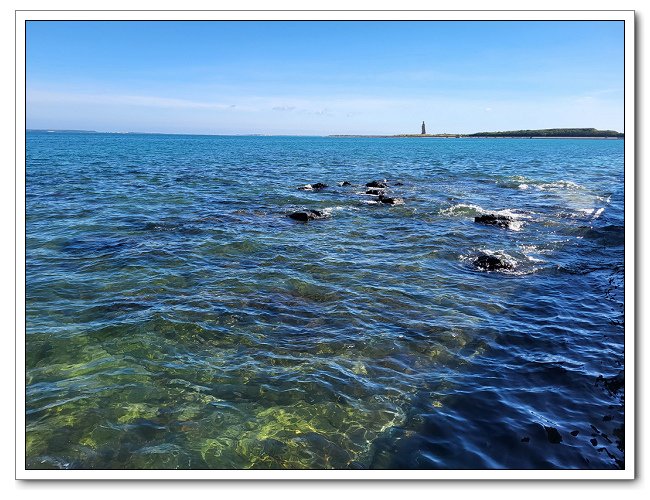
<box><xmin>330</xmin><ymin>128</ymin><xmax>624</xmax><ymax>139</ymax></box>
<box><xmin>329</xmin><ymin>135</ymin><xmax>623</xmax><ymax>140</ymax></box>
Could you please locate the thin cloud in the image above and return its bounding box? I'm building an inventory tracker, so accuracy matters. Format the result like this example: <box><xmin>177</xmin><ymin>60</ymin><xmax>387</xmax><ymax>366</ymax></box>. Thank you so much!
<box><xmin>27</xmin><ymin>89</ymin><xmax>242</xmax><ymax>111</ymax></box>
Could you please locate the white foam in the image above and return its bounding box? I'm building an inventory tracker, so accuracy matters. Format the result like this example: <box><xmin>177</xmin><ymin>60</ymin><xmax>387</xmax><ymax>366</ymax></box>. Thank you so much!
<box><xmin>439</xmin><ymin>203</ymin><xmax>487</xmax><ymax>216</ymax></box>
<box><xmin>537</xmin><ymin>180</ymin><xmax>583</xmax><ymax>191</ymax></box>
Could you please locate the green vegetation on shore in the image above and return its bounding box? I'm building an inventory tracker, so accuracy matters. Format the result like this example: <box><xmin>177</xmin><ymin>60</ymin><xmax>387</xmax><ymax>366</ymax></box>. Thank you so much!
<box><xmin>466</xmin><ymin>128</ymin><xmax>623</xmax><ymax>138</ymax></box>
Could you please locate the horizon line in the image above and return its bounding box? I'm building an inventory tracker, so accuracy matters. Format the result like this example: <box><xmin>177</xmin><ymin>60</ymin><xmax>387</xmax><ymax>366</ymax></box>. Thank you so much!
<box><xmin>26</xmin><ymin>127</ymin><xmax>624</xmax><ymax>137</ymax></box>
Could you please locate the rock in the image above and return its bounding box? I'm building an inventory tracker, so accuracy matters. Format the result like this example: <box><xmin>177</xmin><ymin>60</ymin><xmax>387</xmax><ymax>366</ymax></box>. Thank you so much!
<box><xmin>473</xmin><ymin>254</ymin><xmax>513</xmax><ymax>271</ymax></box>
<box><xmin>475</xmin><ymin>214</ymin><xmax>514</xmax><ymax>228</ymax></box>
<box><xmin>590</xmin><ymin>438</ymin><xmax>598</xmax><ymax>446</ymax></box>
<box><xmin>366</xmin><ymin>180</ymin><xmax>388</xmax><ymax>188</ymax></box>
<box><xmin>288</xmin><ymin>210</ymin><xmax>326</xmax><ymax>222</ymax></box>
<box><xmin>570</xmin><ymin>430</ymin><xmax>580</xmax><ymax>436</ymax></box>
<box><xmin>393</xmin><ymin>181</ymin><xmax>404</xmax><ymax>186</ymax></box>
<box><xmin>521</xmin><ymin>436</ymin><xmax>530</xmax><ymax>443</ymax></box>
<box><xmin>377</xmin><ymin>195</ymin><xmax>403</xmax><ymax>205</ymax></box>
<box><xmin>298</xmin><ymin>183</ymin><xmax>328</xmax><ymax>191</ymax></box>
<box><xmin>366</xmin><ymin>188</ymin><xmax>385</xmax><ymax>196</ymax></box>
<box><xmin>338</xmin><ymin>181</ymin><xmax>352</xmax><ymax>186</ymax></box>
<box><xmin>544</xmin><ymin>426</ymin><xmax>563</xmax><ymax>444</ymax></box>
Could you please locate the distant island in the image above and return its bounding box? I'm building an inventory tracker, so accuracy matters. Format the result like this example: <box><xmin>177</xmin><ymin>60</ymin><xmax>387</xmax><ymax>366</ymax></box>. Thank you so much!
<box><xmin>466</xmin><ymin>128</ymin><xmax>624</xmax><ymax>138</ymax></box>
<box><xmin>331</xmin><ymin>128</ymin><xmax>624</xmax><ymax>139</ymax></box>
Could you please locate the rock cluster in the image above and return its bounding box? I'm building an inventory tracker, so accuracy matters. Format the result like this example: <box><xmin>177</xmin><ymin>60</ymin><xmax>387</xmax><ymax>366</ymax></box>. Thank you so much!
<box><xmin>289</xmin><ymin>178</ymin><xmax>404</xmax><ymax>222</ymax></box>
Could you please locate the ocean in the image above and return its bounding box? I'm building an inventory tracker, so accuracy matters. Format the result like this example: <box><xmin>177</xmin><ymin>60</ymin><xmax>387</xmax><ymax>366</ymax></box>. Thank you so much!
<box><xmin>25</xmin><ymin>132</ymin><xmax>625</xmax><ymax>470</ymax></box>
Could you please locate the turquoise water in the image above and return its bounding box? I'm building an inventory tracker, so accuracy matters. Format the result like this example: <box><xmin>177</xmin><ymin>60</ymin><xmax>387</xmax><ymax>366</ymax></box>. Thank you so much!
<box><xmin>26</xmin><ymin>132</ymin><xmax>625</xmax><ymax>469</ymax></box>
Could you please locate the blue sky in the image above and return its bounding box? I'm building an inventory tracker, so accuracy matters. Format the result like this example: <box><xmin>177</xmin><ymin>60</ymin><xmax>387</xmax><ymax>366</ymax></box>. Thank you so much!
<box><xmin>26</xmin><ymin>21</ymin><xmax>624</xmax><ymax>135</ymax></box>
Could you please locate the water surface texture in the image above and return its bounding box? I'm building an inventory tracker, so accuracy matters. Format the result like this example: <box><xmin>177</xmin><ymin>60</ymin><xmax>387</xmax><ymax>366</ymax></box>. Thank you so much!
<box><xmin>26</xmin><ymin>133</ymin><xmax>625</xmax><ymax>469</ymax></box>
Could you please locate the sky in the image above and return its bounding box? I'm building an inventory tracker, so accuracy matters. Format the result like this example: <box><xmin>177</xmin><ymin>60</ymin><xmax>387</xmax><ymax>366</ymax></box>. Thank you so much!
<box><xmin>26</xmin><ymin>20</ymin><xmax>625</xmax><ymax>135</ymax></box>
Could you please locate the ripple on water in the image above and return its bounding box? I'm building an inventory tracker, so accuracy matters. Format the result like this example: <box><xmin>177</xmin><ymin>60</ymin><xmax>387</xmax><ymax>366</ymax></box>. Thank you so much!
<box><xmin>26</xmin><ymin>134</ymin><xmax>625</xmax><ymax>469</ymax></box>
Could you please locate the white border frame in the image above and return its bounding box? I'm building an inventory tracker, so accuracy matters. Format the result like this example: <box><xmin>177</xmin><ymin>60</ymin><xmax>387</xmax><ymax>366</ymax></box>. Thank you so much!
<box><xmin>15</xmin><ymin>9</ymin><xmax>635</xmax><ymax>480</ymax></box>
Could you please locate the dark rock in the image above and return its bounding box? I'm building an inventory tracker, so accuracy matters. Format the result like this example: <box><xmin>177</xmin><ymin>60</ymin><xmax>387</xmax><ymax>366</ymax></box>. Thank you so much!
<box><xmin>597</xmin><ymin>371</ymin><xmax>624</xmax><ymax>395</ymax></box>
<box><xmin>570</xmin><ymin>430</ymin><xmax>580</xmax><ymax>436</ymax></box>
<box><xmin>544</xmin><ymin>426</ymin><xmax>563</xmax><ymax>444</ymax></box>
<box><xmin>590</xmin><ymin>438</ymin><xmax>598</xmax><ymax>446</ymax></box>
<box><xmin>473</xmin><ymin>254</ymin><xmax>513</xmax><ymax>271</ymax></box>
<box><xmin>394</xmin><ymin>181</ymin><xmax>404</xmax><ymax>186</ymax></box>
<box><xmin>339</xmin><ymin>181</ymin><xmax>352</xmax><ymax>186</ymax></box>
<box><xmin>366</xmin><ymin>188</ymin><xmax>385</xmax><ymax>195</ymax></box>
<box><xmin>298</xmin><ymin>183</ymin><xmax>328</xmax><ymax>191</ymax></box>
<box><xmin>475</xmin><ymin>214</ymin><xmax>514</xmax><ymax>228</ymax></box>
<box><xmin>521</xmin><ymin>436</ymin><xmax>530</xmax><ymax>443</ymax></box>
<box><xmin>288</xmin><ymin>210</ymin><xmax>326</xmax><ymax>222</ymax></box>
<box><xmin>366</xmin><ymin>180</ymin><xmax>388</xmax><ymax>188</ymax></box>
<box><xmin>377</xmin><ymin>194</ymin><xmax>403</xmax><ymax>205</ymax></box>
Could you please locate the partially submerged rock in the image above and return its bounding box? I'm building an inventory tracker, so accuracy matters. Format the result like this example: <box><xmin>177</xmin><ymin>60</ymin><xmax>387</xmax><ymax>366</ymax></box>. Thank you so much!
<box><xmin>298</xmin><ymin>182</ymin><xmax>328</xmax><ymax>191</ymax></box>
<box><xmin>475</xmin><ymin>214</ymin><xmax>514</xmax><ymax>228</ymax></box>
<box><xmin>545</xmin><ymin>426</ymin><xmax>563</xmax><ymax>444</ymax></box>
<box><xmin>366</xmin><ymin>179</ymin><xmax>388</xmax><ymax>188</ymax></box>
<box><xmin>377</xmin><ymin>194</ymin><xmax>403</xmax><ymax>205</ymax></box>
<box><xmin>366</xmin><ymin>188</ymin><xmax>385</xmax><ymax>196</ymax></box>
<box><xmin>473</xmin><ymin>254</ymin><xmax>513</xmax><ymax>271</ymax></box>
<box><xmin>338</xmin><ymin>181</ymin><xmax>352</xmax><ymax>186</ymax></box>
<box><xmin>288</xmin><ymin>210</ymin><xmax>326</xmax><ymax>222</ymax></box>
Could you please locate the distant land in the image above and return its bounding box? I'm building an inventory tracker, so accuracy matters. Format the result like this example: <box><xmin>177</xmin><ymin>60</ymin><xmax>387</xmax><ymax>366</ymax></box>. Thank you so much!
<box><xmin>330</xmin><ymin>128</ymin><xmax>624</xmax><ymax>139</ymax></box>
<box><xmin>27</xmin><ymin>128</ymin><xmax>624</xmax><ymax>138</ymax></box>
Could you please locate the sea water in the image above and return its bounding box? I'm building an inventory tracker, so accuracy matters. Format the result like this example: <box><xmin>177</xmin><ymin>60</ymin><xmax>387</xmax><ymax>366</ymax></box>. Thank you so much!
<box><xmin>25</xmin><ymin>132</ymin><xmax>625</xmax><ymax>469</ymax></box>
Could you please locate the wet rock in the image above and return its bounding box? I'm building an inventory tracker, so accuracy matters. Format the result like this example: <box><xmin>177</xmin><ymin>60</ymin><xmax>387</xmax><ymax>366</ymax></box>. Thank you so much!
<box><xmin>475</xmin><ymin>214</ymin><xmax>514</xmax><ymax>228</ymax></box>
<box><xmin>288</xmin><ymin>210</ymin><xmax>326</xmax><ymax>222</ymax></box>
<box><xmin>473</xmin><ymin>254</ymin><xmax>513</xmax><ymax>271</ymax></box>
<box><xmin>394</xmin><ymin>181</ymin><xmax>404</xmax><ymax>186</ymax></box>
<box><xmin>521</xmin><ymin>436</ymin><xmax>530</xmax><ymax>443</ymax></box>
<box><xmin>570</xmin><ymin>430</ymin><xmax>580</xmax><ymax>436</ymax></box>
<box><xmin>338</xmin><ymin>181</ymin><xmax>352</xmax><ymax>186</ymax></box>
<box><xmin>597</xmin><ymin>371</ymin><xmax>624</xmax><ymax>395</ymax></box>
<box><xmin>544</xmin><ymin>426</ymin><xmax>563</xmax><ymax>444</ymax></box>
<box><xmin>298</xmin><ymin>183</ymin><xmax>328</xmax><ymax>191</ymax></box>
<box><xmin>377</xmin><ymin>195</ymin><xmax>403</xmax><ymax>205</ymax></box>
<box><xmin>366</xmin><ymin>188</ymin><xmax>385</xmax><ymax>196</ymax></box>
<box><xmin>366</xmin><ymin>179</ymin><xmax>388</xmax><ymax>188</ymax></box>
<box><xmin>590</xmin><ymin>438</ymin><xmax>598</xmax><ymax>446</ymax></box>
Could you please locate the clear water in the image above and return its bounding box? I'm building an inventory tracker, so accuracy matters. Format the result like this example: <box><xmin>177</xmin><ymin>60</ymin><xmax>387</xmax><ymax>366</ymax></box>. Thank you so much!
<box><xmin>25</xmin><ymin>132</ymin><xmax>625</xmax><ymax>469</ymax></box>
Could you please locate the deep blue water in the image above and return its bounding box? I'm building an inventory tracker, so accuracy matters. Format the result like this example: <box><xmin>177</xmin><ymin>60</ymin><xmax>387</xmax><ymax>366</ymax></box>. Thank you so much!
<box><xmin>25</xmin><ymin>132</ymin><xmax>625</xmax><ymax>469</ymax></box>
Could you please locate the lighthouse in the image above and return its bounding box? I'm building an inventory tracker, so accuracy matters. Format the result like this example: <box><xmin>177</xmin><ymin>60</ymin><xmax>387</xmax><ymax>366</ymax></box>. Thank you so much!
<box><xmin>421</xmin><ymin>121</ymin><xmax>426</xmax><ymax>135</ymax></box>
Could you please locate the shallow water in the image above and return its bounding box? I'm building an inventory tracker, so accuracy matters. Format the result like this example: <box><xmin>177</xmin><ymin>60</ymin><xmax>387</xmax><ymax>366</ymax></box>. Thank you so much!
<box><xmin>26</xmin><ymin>133</ymin><xmax>625</xmax><ymax>469</ymax></box>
